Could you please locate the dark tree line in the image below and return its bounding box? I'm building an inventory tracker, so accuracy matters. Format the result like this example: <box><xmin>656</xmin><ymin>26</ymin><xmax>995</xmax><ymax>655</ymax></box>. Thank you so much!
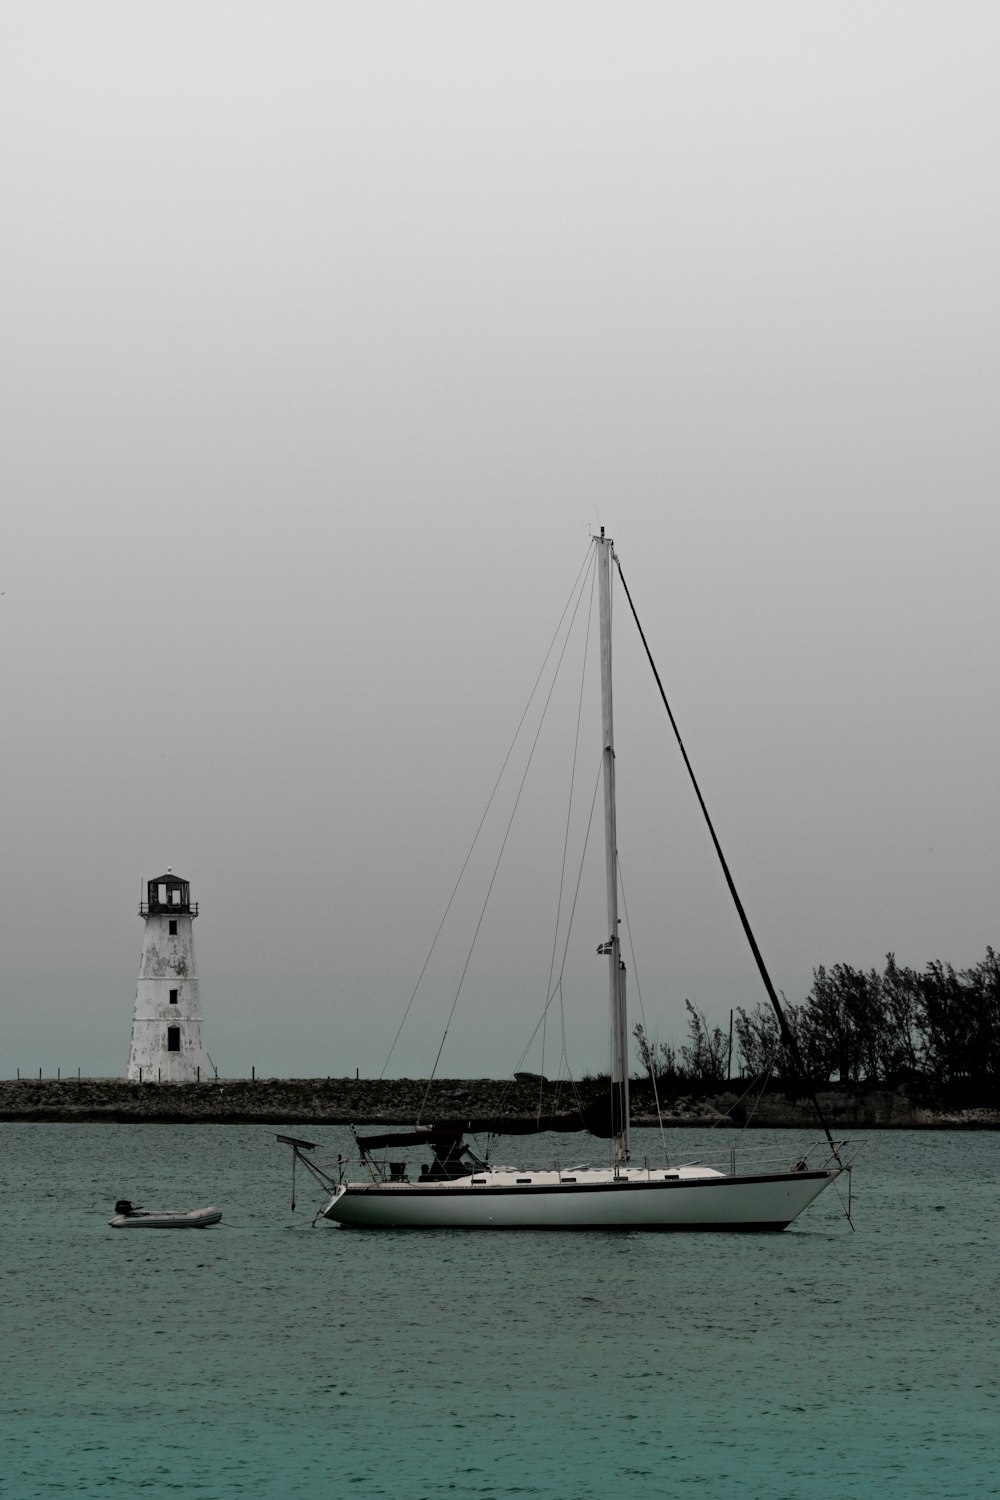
<box><xmin>634</xmin><ymin>1000</ymin><xmax>730</xmax><ymax>1086</ymax></box>
<box><xmin>636</xmin><ymin>948</ymin><xmax>1000</xmax><ymax>1089</ymax></box>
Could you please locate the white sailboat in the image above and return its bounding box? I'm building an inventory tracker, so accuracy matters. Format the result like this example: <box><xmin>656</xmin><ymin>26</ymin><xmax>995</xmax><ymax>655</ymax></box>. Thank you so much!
<box><xmin>304</xmin><ymin>531</ymin><xmax>854</xmax><ymax>1230</ymax></box>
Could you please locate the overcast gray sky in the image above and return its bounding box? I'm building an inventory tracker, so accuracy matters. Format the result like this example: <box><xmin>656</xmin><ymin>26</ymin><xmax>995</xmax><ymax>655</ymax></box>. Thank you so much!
<box><xmin>3</xmin><ymin>2</ymin><xmax>999</xmax><ymax>1080</ymax></box>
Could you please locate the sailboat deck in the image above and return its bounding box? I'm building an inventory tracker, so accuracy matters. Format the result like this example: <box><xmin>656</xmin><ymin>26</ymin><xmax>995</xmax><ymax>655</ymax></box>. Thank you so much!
<box><xmin>390</xmin><ymin>1164</ymin><xmax>726</xmax><ymax>1188</ymax></box>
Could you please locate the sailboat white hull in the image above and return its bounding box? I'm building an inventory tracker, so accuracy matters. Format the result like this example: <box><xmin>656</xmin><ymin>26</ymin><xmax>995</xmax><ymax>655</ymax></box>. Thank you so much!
<box><xmin>321</xmin><ymin>1167</ymin><xmax>842</xmax><ymax>1231</ymax></box>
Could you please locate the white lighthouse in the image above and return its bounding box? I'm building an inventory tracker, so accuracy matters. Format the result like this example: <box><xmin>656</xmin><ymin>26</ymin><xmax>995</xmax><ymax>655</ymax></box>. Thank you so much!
<box><xmin>126</xmin><ymin>870</ymin><xmax>211</xmax><ymax>1082</ymax></box>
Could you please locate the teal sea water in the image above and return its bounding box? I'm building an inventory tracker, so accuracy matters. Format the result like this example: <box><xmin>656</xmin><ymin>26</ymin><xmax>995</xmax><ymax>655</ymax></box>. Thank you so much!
<box><xmin>2</xmin><ymin>1123</ymin><xmax>997</xmax><ymax>1499</ymax></box>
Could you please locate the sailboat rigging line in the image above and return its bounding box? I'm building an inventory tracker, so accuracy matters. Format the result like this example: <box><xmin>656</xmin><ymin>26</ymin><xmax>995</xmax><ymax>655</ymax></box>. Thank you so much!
<box><xmin>380</xmin><ymin>547</ymin><xmax>595</xmax><ymax>1082</ymax></box>
<box><xmin>418</xmin><ymin>550</ymin><xmax>598</xmax><ymax>1121</ymax></box>
<box><xmin>494</xmin><ymin>750</ymin><xmax>605</xmax><ymax>1129</ymax></box>
<box><xmin>548</xmin><ymin>753</ymin><xmax>604</xmax><ymax>1030</ymax></box>
<box><xmin>613</xmin><ymin>554</ymin><xmax>843</xmax><ymax>1167</ymax></box>
<box><xmin>831</xmin><ymin>1168</ymin><xmax>856</xmax><ymax>1231</ymax></box>
<box><xmin>616</xmin><ymin>856</ymin><xmax>670</xmax><ymax>1163</ymax></box>
<box><xmin>540</xmin><ymin>550</ymin><xmax>599</xmax><ymax>1118</ymax></box>
<box><xmin>727</xmin><ymin>1047</ymin><xmax>782</xmax><ymax>1133</ymax></box>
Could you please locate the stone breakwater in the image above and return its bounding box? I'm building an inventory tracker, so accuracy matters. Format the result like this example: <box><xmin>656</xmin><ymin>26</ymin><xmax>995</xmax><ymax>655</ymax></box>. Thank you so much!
<box><xmin>1</xmin><ymin>1077</ymin><xmax>997</xmax><ymax>1128</ymax></box>
<box><xmin>0</xmin><ymin>1076</ymin><xmax>581</xmax><ymax>1125</ymax></box>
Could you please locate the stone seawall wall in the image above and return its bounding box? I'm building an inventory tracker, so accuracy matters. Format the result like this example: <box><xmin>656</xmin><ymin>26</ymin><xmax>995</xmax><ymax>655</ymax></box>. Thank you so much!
<box><xmin>1</xmin><ymin>1077</ymin><xmax>997</xmax><ymax>1128</ymax></box>
<box><xmin>0</xmin><ymin>1077</ymin><xmax>587</xmax><ymax>1125</ymax></box>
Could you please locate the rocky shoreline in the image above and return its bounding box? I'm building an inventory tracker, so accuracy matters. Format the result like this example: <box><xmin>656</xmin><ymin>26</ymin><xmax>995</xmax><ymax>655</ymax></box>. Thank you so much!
<box><xmin>1</xmin><ymin>1076</ymin><xmax>997</xmax><ymax>1129</ymax></box>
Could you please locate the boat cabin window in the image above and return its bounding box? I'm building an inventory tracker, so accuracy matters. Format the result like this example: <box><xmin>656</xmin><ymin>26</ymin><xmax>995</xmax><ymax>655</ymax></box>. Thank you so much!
<box><xmin>167</xmin><ymin>1026</ymin><xmax>180</xmax><ymax>1052</ymax></box>
<box><xmin>169</xmin><ymin>989</ymin><xmax>178</xmax><ymax>1005</ymax></box>
<box><xmin>168</xmin><ymin>920</ymin><xmax>178</xmax><ymax>936</ymax></box>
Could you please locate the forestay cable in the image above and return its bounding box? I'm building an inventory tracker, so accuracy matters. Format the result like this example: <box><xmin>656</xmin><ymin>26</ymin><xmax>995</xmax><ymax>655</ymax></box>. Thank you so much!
<box><xmin>614</xmin><ymin>552</ymin><xmax>842</xmax><ymax>1166</ymax></box>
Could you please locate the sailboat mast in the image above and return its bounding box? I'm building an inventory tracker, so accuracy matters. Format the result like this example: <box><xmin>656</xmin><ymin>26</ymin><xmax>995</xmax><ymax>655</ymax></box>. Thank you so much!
<box><xmin>597</xmin><ymin>530</ymin><xmax>629</xmax><ymax>1167</ymax></box>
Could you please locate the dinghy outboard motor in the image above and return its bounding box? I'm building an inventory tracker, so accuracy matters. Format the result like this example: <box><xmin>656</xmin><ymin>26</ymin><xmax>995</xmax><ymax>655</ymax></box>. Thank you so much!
<box><xmin>115</xmin><ymin>1199</ymin><xmax>139</xmax><ymax>1217</ymax></box>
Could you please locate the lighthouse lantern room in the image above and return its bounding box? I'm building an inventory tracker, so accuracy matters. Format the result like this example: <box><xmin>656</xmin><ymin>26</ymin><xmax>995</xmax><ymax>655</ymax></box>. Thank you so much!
<box><xmin>126</xmin><ymin>870</ymin><xmax>211</xmax><ymax>1082</ymax></box>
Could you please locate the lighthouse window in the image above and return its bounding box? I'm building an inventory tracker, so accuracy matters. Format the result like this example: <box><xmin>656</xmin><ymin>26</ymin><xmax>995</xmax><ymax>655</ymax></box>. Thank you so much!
<box><xmin>168</xmin><ymin>920</ymin><xmax>178</xmax><ymax>936</ymax></box>
<box><xmin>169</xmin><ymin>989</ymin><xmax>178</xmax><ymax>1005</ymax></box>
<box><xmin>167</xmin><ymin>1026</ymin><xmax>181</xmax><ymax>1052</ymax></box>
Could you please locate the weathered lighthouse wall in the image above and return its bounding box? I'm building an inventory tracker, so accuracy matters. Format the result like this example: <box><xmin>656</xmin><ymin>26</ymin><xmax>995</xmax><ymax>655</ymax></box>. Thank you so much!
<box><xmin>126</xmin><ymin>876</ymin><xmax>210</xmax><ymax>1082</ymax></box>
